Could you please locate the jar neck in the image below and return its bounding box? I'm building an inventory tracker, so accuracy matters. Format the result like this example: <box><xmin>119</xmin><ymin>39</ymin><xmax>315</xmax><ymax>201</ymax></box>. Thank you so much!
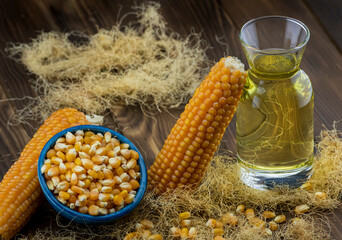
<box><xmin>247</xmin><ymin>52</ymin><xmax>301</xmax><ymax>79</ymax></box>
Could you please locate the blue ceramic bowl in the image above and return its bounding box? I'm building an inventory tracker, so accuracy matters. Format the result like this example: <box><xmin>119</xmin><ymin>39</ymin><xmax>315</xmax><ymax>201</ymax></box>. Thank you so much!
<box><xmin>37</xmin><ymin>125</ymin><xmax>147</xmax><ymax>224</ymax></box>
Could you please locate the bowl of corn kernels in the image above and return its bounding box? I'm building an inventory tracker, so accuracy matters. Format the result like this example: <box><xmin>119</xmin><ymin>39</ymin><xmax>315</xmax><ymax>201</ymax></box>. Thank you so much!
<box><xmin>37</xmin><ymin>125</ymin><xmax>147</xmax><ymax>224</ymax></box>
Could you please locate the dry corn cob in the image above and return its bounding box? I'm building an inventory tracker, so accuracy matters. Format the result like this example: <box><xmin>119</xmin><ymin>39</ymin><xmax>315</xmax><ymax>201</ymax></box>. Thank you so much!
<box><xmin>148</xmin><ymin>57</ymin><xmax>246</xmax><ymax>193</ymax></box>
<box><xmin>0</xmin><ymin>108</ymin><xmax>88</xmax><ymax>240</ymax></box>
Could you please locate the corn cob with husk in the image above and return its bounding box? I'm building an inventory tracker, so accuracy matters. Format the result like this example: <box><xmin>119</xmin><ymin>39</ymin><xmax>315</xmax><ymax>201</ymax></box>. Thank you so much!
<box><xmin>148</xmin><ymin>56</ymin><xmax>246</xmax><ymax>194</ymax></box>
<box><xmin>0</xmin><ymin>108</ymin><xmax>88</xmax><ymax>240</ymax></box>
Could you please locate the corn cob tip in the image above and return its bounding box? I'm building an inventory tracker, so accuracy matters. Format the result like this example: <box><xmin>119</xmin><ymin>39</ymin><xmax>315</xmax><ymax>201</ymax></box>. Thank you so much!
<box><xmin>225</xmin><ymin>56</ymin><xmax>245</xmax><ymax>72</ymax></box>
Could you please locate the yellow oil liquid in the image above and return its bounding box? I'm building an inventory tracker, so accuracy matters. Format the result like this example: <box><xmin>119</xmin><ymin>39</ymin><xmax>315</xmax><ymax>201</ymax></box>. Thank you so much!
<box><xmin>236</xmin><ymin>53</ymin><xmax>314</xmax><ymax>171</ymax></box>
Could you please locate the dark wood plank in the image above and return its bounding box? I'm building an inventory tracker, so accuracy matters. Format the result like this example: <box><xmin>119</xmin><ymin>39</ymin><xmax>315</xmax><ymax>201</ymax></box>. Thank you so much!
<box><xmin>0</xmin><ymin>81</ymin><xmax>30</xmax><ymax>179</ymax></box>
<box><xmin>304</xmin><ymin>0</ymin><xmax>342</xmax><ymax>53</ymax></box>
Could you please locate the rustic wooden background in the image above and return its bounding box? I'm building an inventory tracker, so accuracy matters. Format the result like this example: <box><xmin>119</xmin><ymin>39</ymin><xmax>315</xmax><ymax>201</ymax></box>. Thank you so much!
<box><xmin>1</xmin><ymin>0</ymin><xmax>342</xmax><ymax>239</ymax></box>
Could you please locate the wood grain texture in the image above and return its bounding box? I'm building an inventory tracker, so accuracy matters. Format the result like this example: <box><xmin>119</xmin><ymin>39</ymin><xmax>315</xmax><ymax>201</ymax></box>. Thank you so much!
<box><xmin>0</xmin><ymin>0</ymin><xmax>341</xmax><ymax>238</ymax></box>
<box><xmin>304</xmin><ymin>0</ymin><xmax>342</xmax><ymax>53</ymax></box>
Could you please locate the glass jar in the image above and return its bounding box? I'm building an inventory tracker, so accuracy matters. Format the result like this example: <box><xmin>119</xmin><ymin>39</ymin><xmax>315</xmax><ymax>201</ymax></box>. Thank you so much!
<box><xmin>236</xmin><ymin>16</ymin><xmax>313</xmax><ymax>190</ymax></box>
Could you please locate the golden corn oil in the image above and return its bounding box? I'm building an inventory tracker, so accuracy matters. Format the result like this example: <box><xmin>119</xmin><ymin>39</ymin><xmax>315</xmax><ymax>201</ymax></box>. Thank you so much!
<box><xmin>236</xmin><ymin>52</ymin><xmax>314</xmax><ymax>189</ymax></box>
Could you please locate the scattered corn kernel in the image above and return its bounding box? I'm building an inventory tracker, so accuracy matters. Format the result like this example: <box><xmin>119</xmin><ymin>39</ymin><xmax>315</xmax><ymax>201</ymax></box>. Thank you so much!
<box><xmin>140</xmin><ymin>219</ymin><xmax>154</xmax><ymax>229</ymax></box>
<box><xmin>295</xmin><ymin>205</ymin><xmax>310</xmax><ymax>215</ymax></box>
<box><xmin>149</xmin><ymin>234</ymin><xmax>163</xmax><ymax>240</ymax></box>
<box><xmin>315</xmin><ymin>192</ymin><xmax>327</xmax><ymax>200</ymax></box>
<box><xmin>180</xmin><ymin>228</ymin><xmax>189</xmax><ymax>238</ymax></box>
<box><xmin>300</xmin><ymin>182</ymin><xmax>313</xmax><ymax>191</ymax></box>
<box><xmin>179</xmin><ymin>211</ymin><xmax>191</xmax><ymax>221</ymax></box>
<box><xmin>213</xmin><ymin>227</ymin><xmax>224</xmax><ymax>236</ymax></box>
<box><xmin>269</xmin><ymin>221</ymin><xmax>278</xmax><ymax>231</ymax></box>
<box><xmin>274</xmin><ymin>214</ymin><xmax>286</xmax><ymax>223</ymax></box>
<box><xmin>206</xmin><ymin>218</ymin><xmax>217</xmax><ymax>228</ymax></box>
<box><xmin>245</xmin><ymin>208</ymin><xmax>255</xmax><ymax>219</ymax></box>
<box><xmin>221</xmin><ymin>213</ymin><xmax>238</xmax><ymax>226</ymax></box>
<box><xmin>214</xmin><ymin>236</ymin><xmax>226</xmax><ymax>240</ymax></box>
<box><xmin>188</xmin><ymin>227</ymin><xmax>197</xmax><ymax>239</ymax></box>
<box><xmin>170</xmin><ymin>227</ymin><xmax>181</xmax><ymax>237</ymax></box>
<box><xmin>249</xmin><ymin>217</ymin><xmax>266</xmax><ymax>228</ymax></box>
<box><xmin>262</xmin><ymin>211</ymin><xmax>276</xmax><ymax>219</ymax></box>
<box><xmin>236</xmin><ymin>204</ymin><xmax>245</xmax><ymax>214</ymax></box>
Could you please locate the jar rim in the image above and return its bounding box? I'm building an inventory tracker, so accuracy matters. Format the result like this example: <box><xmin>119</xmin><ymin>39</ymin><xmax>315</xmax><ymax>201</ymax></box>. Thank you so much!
<box><xmin>239</xmin><ymin>16</ymin><xmax>310</xmax><ymax>54</ymax></box>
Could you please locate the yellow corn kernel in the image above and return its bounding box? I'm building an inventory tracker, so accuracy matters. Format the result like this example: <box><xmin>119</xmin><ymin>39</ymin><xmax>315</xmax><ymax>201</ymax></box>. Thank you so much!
<box><xmin>65</xmin><ymin>132</ymin><xmax>76</xmax><ymax>145</ymax></box>
<box><xmin>120</xmin><ymin>173</ymin><xmax>130</xmax><ymax>182</ymax></box>
<box><xmin>295</xmin><ymin>205</ymin><xmax>309</xmax><ymax>215</ymax></box>
<box><xmin>180</xmin><ymin>228</ymin><xmax>189</xmax><ymax>238</ymax></box>
<box><xmin>213</xmin><ymin>228</ymin><xmax>224</xmax><ymax>236</ymax></box>
<box><xmin>41</xmin><ymin>163</ymin><xmax>51</xmax><ymax>174</ymax></box>
<box><xmin>249</xmin><ymin>217</ymin><xmax>266</xmax><ymax>228</ymax></box>
<box><xmin>121</xmin><ymin>149</ymin><xmax>131</xmax><ymax>159</ymax></box>
<box><xmin>274</xmin><ymin>215</ymin><xmax>286</xmax><ymax>223</ymax></box>
<box><xmin>214</xmin><ymin>236</ymin><xmax>226</xmax><ymax>240</ymax></box>
<box><xmin>89</xmin><ymin>188</ymin><xmax>99</xmax><ymax>201</ymax></box>
<box><xmin>180</xmin><ymin>219</ymin><xmax>191</xmax><ymax>228</ymax></box>
<box><xmin>222</xmin><ymin>212</ymin><xmax>238</xmax><ymax>226</ymax></box>
<box><xmin>206</xmin><ymin>218</ymin><xmax>217</xmax><ymax>228</ymax></box>
<box><xmin>115</xmin><ymin>167</ymin><xmax>124</xmax><ymax>176</ymax></box>
<box><xmin>142</xmin><ymin>229</ymin><xmax>151</xmax><ymax>238</ymax></box>
<box><xmin>81</xmin><ymin>158</ymin><xmax>94</xmax><ymax>170</ymax></box>
<box><xmin>262</xmin><ymin>211</ymin><xmax>276</xmax><ymax>219</ymax></box>
<box><xmin>149</xmin><ymin>234</ymin><xmax>163</xmax><ymax>240</ymax></box>
<box><xmin>236</xmin><ymin>204</ymin><xmax>245</xmax><ymax>215</ymax></box>
<box><xmin>179</xmin><ymin>211</ymin><xmax>191</xmax><ymax>221</ymax></box>
<box><xmin>74</xmin><ymin>157</ymin><xmax>82</xmax><ymax>166</ymax></box>
<box><xmin>245</xmin><ymin>209</ymin><xmax>255</xmax><ymax>219</ymax></box>
<box><xmin>56</xmin><ymin>181</ymin><xmax>69</xmax><ymax>192</ymax></box>
<box><xmin>47</xmin><ymin>166</ymin><xmax>60</xmax><ymax>177</ymax></box>
<box><xmin>111</xmin><ymin>138</ymin><xmax>120</xmax><ymax>147</ymax></box>
<box><xmin>74</xmin><ymin>142</ymin><xmax>82</xmax><ymax>152</ymax></box>
<box><xmin>120</xmin><ymin>143</ymin><xmax>130</xmax><ymax>149</ymax></box>
<box><xmin>71</xmin><ymin>185</ymin><xmax>84</xmax><ymax>194</ymax></box>
<box><xmin>56</xmin><ymin>151</ymin><xmax>66</xmax><ymax>161</ymax></box>
<box><xmin>47</xmin><ymin>180</ymin><xmax>54</xmax><ymax>190</ymax></box>
<box><xmin>127</xmin><ymin>159</ymin><xmax>137</xmax><ymax>169</ymax></box>
<box><xmin>315</xmin><ymin>192</ymin><xmax>327</xmax><ymax>200</ymax></box>
<box><xmin>72</xmin><ymin>166</ymin><xmax>86</xmax><ymax>174</ymax></box>
<box><xmin>113</xmin><ymin>195</ymin><xmax>124</xmax><ymax>206</ymax></box>
<box><xmin>188</xmin><ymin>227</ymin><xmax>197</xmax><ymax>239</ymax></box>
<box><xmin>47</xmin><ymin>149</ymin><xmax>56</xmax><ymax>159</ymax></box>
<box><xmin>51</xmin><ymin>176</ymin><xmax>60</xmax><ymax>187</ymax></box>
<box><xmin>130</xmin><ymin>150</ymin><xmax>139</xmax><ymax>160</ymax></box>
<box><xmin>300</xmin><ymin>182</ymin><xmax>313</xmax><ymax>191</ymax></box>
<box><xmin>59</xmin><ymin>162</ymin><xmax>67</xmax><ymax>174</ymax></box>
<box><xmin>128</xmin><ymin>169</ymin><xmax>137</xmax><ymax>179</ymax></box>
<box><xmin>123</xmin><ymin>232</ymin><xmax>141</xmax><ymax>240</ymax></box>
<box><xmin>59</xmin><ymin>191</ymin><xmax>71</xmax><ymax>200</ymax></box>
<box><xmin>109</xmin><ymin>157</ymin><xmax>121</xmax><ymax>168</ymax></box>
<box><xmin>170</xmin><ymin>227</ymin><xmax>181</xmax><ymax>237</ymax></box>
<box><xmin>78</xmin><ymin>206</ymin><xmax>88</xmax><ymax>214</ymax></box>
<box><xmin>120</xmin><ymin>182</ymin><xmax>132</xmax><ymax>192</ymax></box>
<box><xmin>78</xmin><ymin>194</ymin><xmax>87</xmax><ymax>202</ymax></box>
<box><xmin>101</xmin><ymin>186</ymin><xmax>113</xmax><ymax>193</ymax></box>
<box><xmin>269</xmin><ymin>221</ymin><xmax>278</xmax><ymax>231</ymax></box>
<box><xmin>124</xmin><ymin>194</ymin><xmax>135</xmax><ymax>204</ymax></box>
<box><xmin>140</xmin><ymin>219</ymin><xmax>154</xmax><ymax>229</ymax></box>
<box><xmin>88</xmin><ymin>205</ymin><xmax>100</xmax><ymax>216</ymax></box>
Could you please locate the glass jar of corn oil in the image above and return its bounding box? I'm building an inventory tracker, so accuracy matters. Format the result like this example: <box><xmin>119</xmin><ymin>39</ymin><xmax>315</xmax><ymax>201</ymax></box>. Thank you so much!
<box><xmin>237</xmin><ymin>16</ymin><xmax>313</xmax><ymax>190</ymax></box>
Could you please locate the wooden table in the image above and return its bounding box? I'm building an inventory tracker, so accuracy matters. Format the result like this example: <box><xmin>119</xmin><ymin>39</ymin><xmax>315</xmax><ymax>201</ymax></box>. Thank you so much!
<box><xmin>1</xmin><ymin>0</ymin><xmax>342</xmax><ymax>239</ymax></box>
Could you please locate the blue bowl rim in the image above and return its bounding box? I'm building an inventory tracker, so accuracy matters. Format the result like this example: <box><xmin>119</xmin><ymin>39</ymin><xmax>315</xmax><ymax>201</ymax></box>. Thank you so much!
<box><xmin>37</xmin><ymin>125</ymin><xmax>148</xmax><ymax>223</ymax></box>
